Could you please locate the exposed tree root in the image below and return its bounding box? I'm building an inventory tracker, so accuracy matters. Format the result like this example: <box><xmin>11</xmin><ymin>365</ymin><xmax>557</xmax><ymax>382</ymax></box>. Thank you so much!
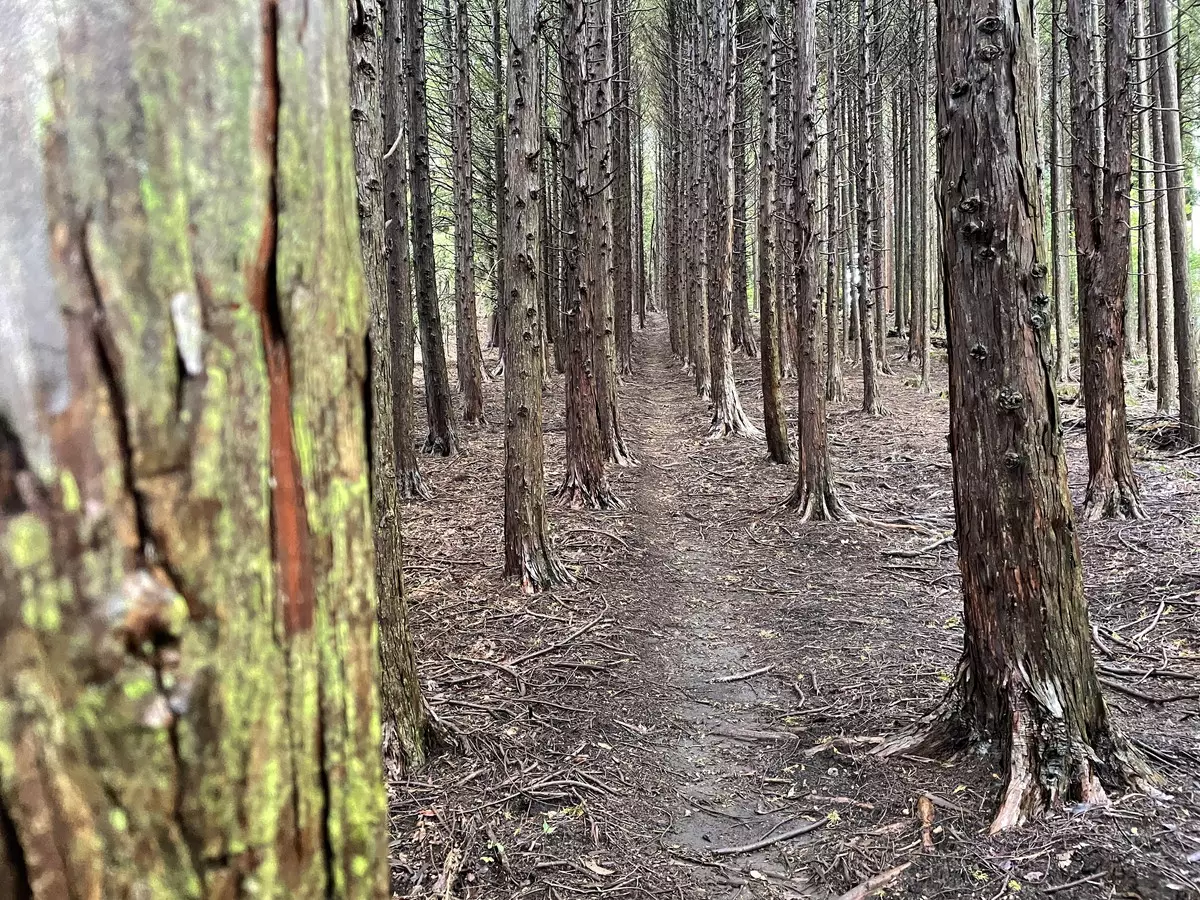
<box><xmin>398</xmin><ymin>467</ymin><xmax>432</xmax><ymax>500</ymax></box>
<box><xmin>708</xmin><ymin>389</ymin><xmax>760</xmax><ymax>438</ymax></box>
<box><xmin>555</xmin><ymin>467</ymin><xmax>622</xmax><ymax>510</ymax></box>
<box><xmin>877</xmin><ymin>662</ymin><xmax>1156</xmax><ymax>833</ymax></box>
<box><xmin>511</xmin><ymin>539</ymin><xmax>575</xmax><ymax>594</ymax></box>
<box><xmin>785</xmin><ymin>480</ymin><xmax>855</xmax><ymax>523</ymax></box>
<box><xmin>1083</xmin><ymin>475</ymin><xmax>1145</xmax><ymax>521</ymax></box>
<box><xmin>423</xmin><ymin>430</ymin><xmax>460</xmax><ymax>457</ymax></box>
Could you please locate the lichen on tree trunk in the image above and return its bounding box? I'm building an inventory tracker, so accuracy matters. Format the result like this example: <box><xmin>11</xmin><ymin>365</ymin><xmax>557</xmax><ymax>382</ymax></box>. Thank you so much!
<box><xmin>0</xmin><ymin>0</ymin><xmax>389</xmax><ymax>893</ymax></box>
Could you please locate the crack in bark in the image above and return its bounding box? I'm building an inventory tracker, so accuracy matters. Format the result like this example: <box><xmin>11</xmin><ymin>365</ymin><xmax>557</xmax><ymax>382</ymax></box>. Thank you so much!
<box><xmin>251</xmin><ymin>0</ymin><xmax>316</xmax><ymax>638</ymax></box>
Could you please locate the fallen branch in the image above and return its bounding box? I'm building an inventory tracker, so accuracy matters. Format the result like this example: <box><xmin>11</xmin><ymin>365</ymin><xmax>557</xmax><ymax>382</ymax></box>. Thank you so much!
<box><xmin>711</xmin><ymin>664</ymin><xmax>775</xmax><ymax>683</ymax></box>
<box><xmin>834</xmin><ymin>862</ymin><xmax>914</xmax><ymax>900</ymax></box>
<box><xmin>710</xmin><ymin>816</ymin><xmax>829</xmax><ymax>856</ymax></box>
<box><xmin>508</xmin><ymin>607</ymin><xmax>609</xmax><ymax>667</ymax></box>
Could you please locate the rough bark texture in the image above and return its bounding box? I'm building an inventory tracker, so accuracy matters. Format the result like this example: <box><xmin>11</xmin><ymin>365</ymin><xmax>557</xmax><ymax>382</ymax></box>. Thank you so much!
<box><xmin>758</xmin><ymin>0</ymin><xmax>791</xmax><ymax>464</ymax></box>
<box><xmin>1067</xmin><ymin>0</ymin><xmax>1143</xmax><ymax>520</ymax></box>
<box><xmin>686</xmin><ymin>19</ymin><xmax>712</xmax><ymax>397</ymax></box>
<box><xmin>451</xmin><ymin>0</ymin><xmax>488</xmax><ymax>424</ymax></box>
<box><xmin>349</xmin><ymin>0</ymin><xmax>429</xmax><ymax>765</ymax></box>
<box><xmin>490</xmin><ymin>0</ymin><xmax>508</xmax><ymax>362</ymax></box>
<box><xmin>786</xmin><ymin>0</ymin><xmax>849</xmax><ymax>519</ymax></box>
<box><xmin>557</xmin><ymin>0</ymin><xmax>617</xmax><ymax>508</ymax></box>
<box><xmin>406</xmin><ymin>0</ymin><xmax>458</xmax><ymax>454</ymax></box>
<box><xmin>504</xmin><ymin>0</ymin><xmax>573</xmax><ymax>590</ymax></box>
<box><xmin>888</xmin><ymin>0</ymin><xmax>1149</xmax><ymax>832</ymax></box>
<box><xmin>383</xmin><ymin>0</ymin><xmax>431</xmax><ymax>499</ymax></box>
<box><xmin>0</xmin><ymin>0</ymin><xmax>390</xmax><ymax>892</ymax></box>
<box><xmin>1149</xmin><ymin>0</ymin><xmax>1199</xmax><ymax>436</ymax></box>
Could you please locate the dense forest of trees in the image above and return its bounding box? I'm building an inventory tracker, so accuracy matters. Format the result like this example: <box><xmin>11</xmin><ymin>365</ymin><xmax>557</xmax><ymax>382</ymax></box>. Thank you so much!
<box><xmin>2</xmin><ymin>0</ymin><xmax>1200</xmax><ymax>892</ymax></box>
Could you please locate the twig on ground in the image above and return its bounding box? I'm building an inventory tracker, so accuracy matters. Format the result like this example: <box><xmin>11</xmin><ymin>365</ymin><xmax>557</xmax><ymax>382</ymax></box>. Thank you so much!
<box><xmin>834</xmin><ymin>862</ymin><xmax>914</xmax><ymax>900</ymax></box>
<box><xmin>710</xmin><ymin>816</ymin><xmax>829</xmax><ymax>856</ymax></box>
<box><xmin>711</xmin><ymin>664</ymin><xmax>775</xmax><ymax>683</ymax></box>
<box><xmin>1044</xmin><ymin>871</ymin><xmax>1105</xmax><ymax>894</ymax></box>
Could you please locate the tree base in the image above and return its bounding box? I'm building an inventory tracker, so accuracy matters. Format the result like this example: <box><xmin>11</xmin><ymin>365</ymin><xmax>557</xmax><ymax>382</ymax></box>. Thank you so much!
<box><xmin>508</xmin><ymin>537</ymin><xmax>575</xmax><ymax>594</ymax></box>
<box><xmin>785</xmin><ymin>480</ymin><xmax>855</xmax><ymax>523</ymax></box>
<box><xmin>555</xmin><ymin>468</ymin><xmax>622</xmax><ymax>510</ymax></box>
<box><xmin>878</xmin><ymin>664</ymin><xmax>1156</xmax><ymax>833</ymax></box>
<box><xmin>708</xmin><ymin>398</ymin><xmax>760</xmax><ymax>438</ymax></box>
<box><xmin>398</xmin><ymin>467</ymin><xmax>432</xmax><ymax>500</ymax></box>
<box><xmin>1083</xmin><ymin>475</ymin><xmax>1145</xmax><ymax>521</ymax></box>
<box><xmin>422</xmin><ymin>431</ymin><xmax>459</xmax><ymax>457</ymax></box>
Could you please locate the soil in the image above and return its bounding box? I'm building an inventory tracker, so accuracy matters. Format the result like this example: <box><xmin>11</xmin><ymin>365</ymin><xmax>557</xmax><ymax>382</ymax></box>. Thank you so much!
<box><xmin>392</xmin><ymin>318</ymin><xmax>1200</xmax><ymax>899</ymax></box>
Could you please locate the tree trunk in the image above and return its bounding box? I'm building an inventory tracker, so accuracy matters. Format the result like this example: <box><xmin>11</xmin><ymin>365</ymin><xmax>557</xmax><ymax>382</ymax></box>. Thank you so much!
<box><xmin>558</xmin><ymin>0</ymin><xmax>618</xmax><ymax>508</ymax></box>
<box><xmin>491</xmin><ymin>0</ymin><xmax>508</xmax><ymax>363</ymax></box>
<box><xmin>687</xmin><ymin>20</ymin><xmax>712</xmax><ymax>397</ymax></box>
<box><xmin>825</xmin><ymin>24</ymin><xmax>846</xmax><ymax>403</ymax></box>
<box><xmin>887</xmin><ymin>0</ymin><xmax>1151</xmax><ymax>831</ymax></box>
<box><xmin>1151</xmin><ymin>81</ymin><xmax>1176</xmax><ymax>411</ymax></box>
<box><xmin>451</xmin><ymin>0</ymin><xmax>488</xmax><ymax>424</ymax></box>
<box><xmin>1136</xmin><ymin>0</ymin><xmax>1157</xmax><ymax>392</ymax></box>
<box><xmin>1149</xmin><ymin>0</ymin><xmax>1199</xmax><ymax>436</ymax></box>
<box><xmin>788</xmin><ymin>0</ymin><xmax>850</xmax><ymax>518</ymax></box>
<box><xmin>635</xmin><ymin>80</ymin><xmax>649</xmax><ymax>329</ymax></box>
<box><xmin>406</xmin><ymin>0</ymin><xmax>458</xmax><ymax>454</ymax></box>
<box><xmin>1068</xmin><ymin>0</ymin><xmax>1143</xmax><ymax>520</ymax></box>
<box><xmin>731</xmin><ymin>0</ymin><xmax>758</xmax><ymax>360</ymax></box>
<box><xmin>613</xmin><ymin>5</ymin><xmax>635</xmax><ymax>376</ymax></box>
<box><xmin>908</xmin><ymin>0</ymin><xmax>931</xmax><ymax>393</ymax></box>
<box><xmin>1049</xmin><ymin>0</ymin><xmax>1071</xmax><ymax>383</ymax></box>
<box><xmin>854</xmin><ymin>2</ymin><xmax>883</xmax><ymax>413</ymax></box>
<box><xmin>351</xmin><ymin>0</ymin><xmax>429</xmax><ymax>764</ymax></box>
<box><xmin>0</xmin><ymin>0</ymin><xmax>392</xmax><ymax>891</ymax></box>
<box><xmin>705</xmin><ymin>0</ymin><xmax>757</xmax><ymax>437</ymax></box>
<box><xmin>504</xmin><ymin>0</ymin><xmax>573</xmax><ymax>590</ymax></box>
<box><xmin>758</xmin><ymin>0</ymin><xmax>792</xmax><ymax>464</ymax></box>
<box><xmin>383</xmin><ymin>0</ymin><xmax>431</xmax><ymax>499</ymax></box>
<box><xmin>588</xmin><ymin>0</ymin><xmax>632</xmax><ymax>464</ymax></box>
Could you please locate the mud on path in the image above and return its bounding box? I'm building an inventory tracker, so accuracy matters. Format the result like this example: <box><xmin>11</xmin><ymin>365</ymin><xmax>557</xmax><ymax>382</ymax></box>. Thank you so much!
<box><xmin>395</xmin><ymin>317</ymin><xmax>1200</xmax><ymax>900</ymax></box>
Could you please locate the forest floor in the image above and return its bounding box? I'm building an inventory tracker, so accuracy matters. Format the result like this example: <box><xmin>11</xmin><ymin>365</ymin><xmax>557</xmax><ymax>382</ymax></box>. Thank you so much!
<box><xmin>392</xmin><ymin>317</ymin><xmax>1200</xmax><ymax>900</ymax></box>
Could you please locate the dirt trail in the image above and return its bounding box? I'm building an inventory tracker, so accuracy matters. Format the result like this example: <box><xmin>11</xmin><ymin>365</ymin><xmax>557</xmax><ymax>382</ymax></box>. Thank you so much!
<box><xmin>399</xmin><ymin>316</ymin><xmax>1200</xmax><ymax>900</ymax></box>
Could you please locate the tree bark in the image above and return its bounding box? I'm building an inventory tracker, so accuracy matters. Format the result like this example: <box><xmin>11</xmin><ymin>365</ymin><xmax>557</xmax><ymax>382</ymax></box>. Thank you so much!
<box><xmin>758</xmin><ymin>0</ymin><xmax>792</xmax><ymax>464</ymax></box>
<box><xmin>0</xmin><ymin>0</ymin><xmax>391</xmax><ymax>891</ymax></box>
<box><xmin>504</xmin><ymin>0</ymin><xmax>573</xmax><ymax>590</ymax></box>
<box><xmin>406</xmin><ymin>0</ymin><xmax>458</xmax><ymax>454</ymax></box>
<box><xmin>787</xmin><ymin>0</ymin><xmax>850</xmax><ymax>519</ymax></box>
<box><xmin>1067</xmin><ymin>0</ymin><xmax>1143</xmax><ymax>520</ymax></box>
<box><xmin>887</xmin><ymin>0</ymin><xmax>1151</xmax><ymax>831</ymax></box>
<box><xmin>1149</xmin><ymin>0</ymin><xmax>1199</xmax><ymax>436</ymax></box>
<box><xmin>613</xmin><ymin>5</ymin><xmax>635</xmax><ymax>376</ymax></box>
<box><xmin>451</xmin><ymin>0</ymin><xmax>488</xmax><ymax>424</ymax></box>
